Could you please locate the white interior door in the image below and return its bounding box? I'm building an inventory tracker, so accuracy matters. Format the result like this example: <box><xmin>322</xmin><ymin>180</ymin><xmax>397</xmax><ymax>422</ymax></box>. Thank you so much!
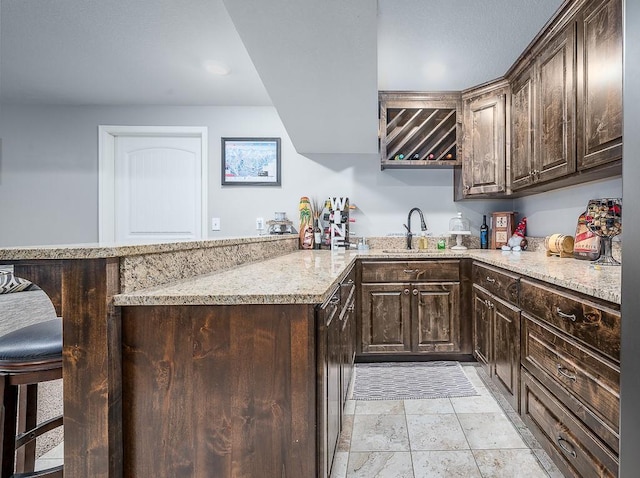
<box><xmin>114</xmin><ymin>135</ymin><xmax>202</xmax><ymax>242</ymax></box>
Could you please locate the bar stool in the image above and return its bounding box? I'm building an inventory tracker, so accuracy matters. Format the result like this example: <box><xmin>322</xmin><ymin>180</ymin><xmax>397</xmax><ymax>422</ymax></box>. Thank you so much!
<box><xmin>0</xmin><ymin>319</ymin><xmax>63</xmax><ymax>478</ymax></box>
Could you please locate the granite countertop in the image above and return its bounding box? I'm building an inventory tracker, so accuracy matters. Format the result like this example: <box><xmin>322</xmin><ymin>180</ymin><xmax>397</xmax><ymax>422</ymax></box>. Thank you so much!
<box><xmin>0</xmin><ymin>235</ymin><xmax>294</xmax><ymax>260</ymax></box>
<box><xmin>113</xmin><ymin>248</ymin><xmax>622</xmax><ymax>307</ymax></box>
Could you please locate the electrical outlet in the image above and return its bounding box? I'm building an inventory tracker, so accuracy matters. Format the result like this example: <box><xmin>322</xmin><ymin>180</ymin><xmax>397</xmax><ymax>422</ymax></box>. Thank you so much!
<box><xmin>211</xmin><ymin>217</ymin><xmax>220</xmax><ymax>231</ymax></box>
<box><xmin>256</xmin><ymin>217</ymin><xmax>264</xmax><ymax>230</ymax></box>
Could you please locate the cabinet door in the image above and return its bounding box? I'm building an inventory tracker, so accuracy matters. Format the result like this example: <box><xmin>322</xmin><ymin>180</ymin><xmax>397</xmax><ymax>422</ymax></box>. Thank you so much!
<box><xmin>472</xmin><ymin>285</ymin><xmax>492</xmax><ymax>374</ymax></box>
<box><xmin>327</xmin><ymin>308</ymin><xmax>342</xmax><ymax>470</ymax></box>
<box><xmin>341</xmin><ymin>289</ymin><xmax>356</xmax><ymax>405</ymax></box>
<box><xmin>462</xmin><ymin>88</ymin><xmax>507</xmax><ymax>196</ymax></box>
<box><xmin>510</xmin><ymin>67</ymin><xmax>536</xmax><ymax>191</ymax></box>
<box><xmin>412</xmin><ymin>282</ymin><xmax>460</xmax><ymax>353</ymax></box>
<box><xmin>492</xmin><ymin>295</ymin><xmax>521</xmax><ymax>412</ymax></box>
<box><xmin>360</xmin><ymin>283</ymin><xmax>411</xmax><ymax>353</ymax></box>
<box><xmin>536</xmin><ymin>24</ymin><xmax>576</xmax><ymax>183</ymax></box>
<box><xmin>576</xmin><ymin>0</ymin><xmax>622</xmax><ymax>170</ymax></box>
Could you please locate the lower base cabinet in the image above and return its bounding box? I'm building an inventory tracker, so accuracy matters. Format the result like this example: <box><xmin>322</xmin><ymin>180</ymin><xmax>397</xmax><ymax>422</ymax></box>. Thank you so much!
<box><xmin>472</xmin><ymin>284</ymin><xmax>521</xmax><ymax>411</ymax></box>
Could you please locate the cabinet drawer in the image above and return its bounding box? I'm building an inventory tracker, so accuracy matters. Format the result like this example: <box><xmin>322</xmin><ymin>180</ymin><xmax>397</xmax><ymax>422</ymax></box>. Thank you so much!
<box><xmin>522</xmin><ymin>315</ymin><xmax>619</xmax><ymax>442</ymax></box>
<box><xmin>472</xmin><ymin>262</ymin><xmax>519</xmax><ymax>304</ymax></box>
<box><xmin>521</xmin><ymin>371</ymin><xmax>618</xmax><ymax>478</ymax></box>
<box><xmin>361</xmin><ymin>260</ymin><xmax>459</xmax><ymax>283</ymax></box>
<box><xmin>520</xmin><ymin>279</ymin><xmax>620</xmax><ymax>361</ymax></box>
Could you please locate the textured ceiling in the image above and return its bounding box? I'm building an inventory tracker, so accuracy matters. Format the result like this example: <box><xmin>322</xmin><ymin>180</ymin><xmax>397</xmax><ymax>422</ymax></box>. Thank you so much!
<box><xmin>1</xmin><ymin>0</ymin><xmax>563</xmax><ymax>106</ymax></box>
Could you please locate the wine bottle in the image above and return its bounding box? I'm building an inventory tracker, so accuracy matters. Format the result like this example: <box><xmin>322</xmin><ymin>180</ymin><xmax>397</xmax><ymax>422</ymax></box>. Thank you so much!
<box><xmin>313</xmin><ymin>219</ymin><xmax>322</xmax><ymax>249</ymax></box>
<box><xmin>480</xmin><ymin>215</ymin><xmax>489</xmax><ymax>249</ymax></box>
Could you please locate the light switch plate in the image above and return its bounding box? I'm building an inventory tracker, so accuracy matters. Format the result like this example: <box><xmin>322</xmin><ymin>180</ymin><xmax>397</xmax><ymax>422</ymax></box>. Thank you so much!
<box><xmin>211</xmin><ymin>217</ymin><xmax>221</xmax><ymax>231</ymax></box>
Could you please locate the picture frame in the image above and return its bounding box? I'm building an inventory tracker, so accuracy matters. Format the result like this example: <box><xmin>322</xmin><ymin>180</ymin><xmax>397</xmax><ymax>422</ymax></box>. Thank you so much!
<box><xmin>221</xmin><ymin>137</ymin><xmax>281</xmax><ymax>186</ymax></box>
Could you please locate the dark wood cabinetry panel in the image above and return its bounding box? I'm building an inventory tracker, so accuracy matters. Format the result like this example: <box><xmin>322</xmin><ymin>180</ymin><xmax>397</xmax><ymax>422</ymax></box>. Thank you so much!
<box><xmin>491</xmin><ymin>296</ymin><xmax>521</xmax><ymax>411</ymax></box>
<box><xmin>536</xmin><ymin>24</ymin><xmax>576</xmax><ymax>182</ymax></box>
<box><xmin>360</xmin><ymin>283</ymin><xmax>411</xmax><ymax>353</ymax></box>
<box><xmin>121</xmin><ymin>303</ymin><xmax>316</xmax><ymax>478</ymax></box>
<box><xmin>472</xmin><ymin>262</ymin><xmax>519</xmax><ymax>304</ymax></box>
<box><xmin>577</xmin><ymin>0</ymin><xmax>623</xmax><ymax>170</ymax></box>
<box><xmin>461</xmin><ymin>80</ymin><xmax>509</xmax><ymax>196</ymax></box>
<box><xmin>521</xmin><ymin>371</ymin><xmax>618</xmax><ymax>478</ymax></box>
<box><xmin>519</xmin><ymin>278</ymin><xmax>621</xmax><ymax>361</ymax></box>
<box><xmin>510</xmin><ymin>67</ymin><xmax>536</xmax><ymax>191</ymax></box>
<box><xmin>412</xmin><ymin>282</ymin><xmax>460</xmax><ymax>353</ymax></box>
<box><xmin>472</xmin><ymin>285</ymin><xmax>492</xmax><ymax>372</ymax></box>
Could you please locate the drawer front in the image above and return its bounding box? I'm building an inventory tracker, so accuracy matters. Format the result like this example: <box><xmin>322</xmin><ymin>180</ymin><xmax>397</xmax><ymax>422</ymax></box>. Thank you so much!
<box><xmin>522</xmin><ymin>315</ymin><xmax>619</xmax><ymax>437</ymax></box>
<box><xmin>361</xmin><ymin>260</ymin><xmax>459</xmax><ymax>283</ymax></box>
<box><xmin>521</xmin><ymin>371</ymin><xmax>618</xmax><ymax>478</ymax></box>
<box><xmin>472</xmin><ymin>262</ymin><xmax>519</xmax><ymax>304</ymax></box>
<box><xmin>520</xmin><ymin>279</ymin><xmax>620</xmax><ymax>361</ymax></box>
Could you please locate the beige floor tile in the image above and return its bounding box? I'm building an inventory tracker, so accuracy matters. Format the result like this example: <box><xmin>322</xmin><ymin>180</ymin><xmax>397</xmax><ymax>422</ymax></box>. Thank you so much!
<box><xmin>344</xmin><ymin>399</ymin><xmax>356</xmax><ymax>415</ymax></box>
<box><xmin>450</xmin><ymin>394</ymin><xmax>504</xmax><ymax>414</ymax></box>
<box><xmin>473</xmin><ymin>449</ymin><xmax>550</xmax><ymax>477</ymax></box>
<box><xmin>406</xmin><ymin>414</ymin><xmax>470</xmax><ymax>451</ymax></box>
<box><xmin>458</xmin><ymin>413</ymin><xmax>527</xmax><ymax>449</ymax></box>
<box><xmin>347</xmin><ymin>451</ymin><xmax>414</xmax><ymax>478</ymax></box>
<box><xmin>350</xmin><ymin>414</ymin><xmax>410</xmax><ymax>452</ymax></box>
<box><xmin>355</xmin><ymin>400</ymin><xmax>404</xmax><ymax>415</ymax></box>
<box><xmin>412</xmin><ymin>450</ymin><xmax>482</xmax><ymax>478</ymax></box>
<box><xmin>404</xmin><ymin>398</ymin><xmax>454</xmax><ymax>414</ymax></box>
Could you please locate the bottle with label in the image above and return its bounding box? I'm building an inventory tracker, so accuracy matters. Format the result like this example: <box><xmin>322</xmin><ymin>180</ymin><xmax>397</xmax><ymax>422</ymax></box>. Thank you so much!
<box><xmin>480</xmin><ymin>215</ymin><xmax>489</xmax><ymax>249</ymax></box>
<box><xmin>313</xmin><ymin>218</ymin><xmax>322</xmax><ymax>249</ymax></box>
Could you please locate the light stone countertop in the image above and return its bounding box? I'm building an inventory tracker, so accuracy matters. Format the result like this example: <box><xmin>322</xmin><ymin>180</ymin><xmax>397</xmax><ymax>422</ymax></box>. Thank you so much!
<box><xmin>113</xmin><ymin>248</ymin><xmax>621</xmax><ymax>306</ymax></box>
<box><xmin>0</xmin><ymin>235</ymin><xmax>294</xmax><ymax>260</ymax></box>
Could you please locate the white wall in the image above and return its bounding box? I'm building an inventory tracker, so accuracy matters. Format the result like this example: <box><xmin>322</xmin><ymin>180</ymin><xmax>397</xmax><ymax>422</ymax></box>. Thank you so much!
<box><xmin>0</xmin><ymin>103</ymin><xmax>621</xmax><ymax>246</ymax></box>
<box><xmin>513</xmin><ymin>177</ymin><xmax>623</xmax><ymax>237</ymax></box>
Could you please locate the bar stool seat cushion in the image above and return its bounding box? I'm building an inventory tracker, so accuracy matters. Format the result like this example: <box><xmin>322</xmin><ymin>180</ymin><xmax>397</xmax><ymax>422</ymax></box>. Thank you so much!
<box><xmin>0</xmin><ymin>319</ymin><xmax>62</xmax><ymax>365</ymax></box>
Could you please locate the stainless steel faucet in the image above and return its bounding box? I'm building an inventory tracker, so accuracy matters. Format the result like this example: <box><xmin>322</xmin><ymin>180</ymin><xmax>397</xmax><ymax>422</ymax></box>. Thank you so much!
<box><xmin>404</xmin><ymin>207</ymin><xmax>428</xmax><ymax>249</ymax></box>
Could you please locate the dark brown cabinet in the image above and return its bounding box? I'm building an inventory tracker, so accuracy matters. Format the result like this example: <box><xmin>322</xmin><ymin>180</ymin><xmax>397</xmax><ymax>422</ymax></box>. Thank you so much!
<box><xmin>510</xmin><ymin>65</ymin><xmax>536</xmax><ymax>191</ymax></box>
<box><xmin>317</xmin><ymin>265</ymin><xmax>357</xmax><ymax>478</ymax></box>
<box><xmin>576</xmin><ymin>0</ymin><xmax>623</xmax><ymax>170</ymax></box>
<box><xmin>510</xmin><ymin>22</ymin><xmax>577</xmax><ymax>191</ymax></box>
<box><xmin>459</xmin><ymin>79</ymin><xmax>509</xmax><ymax>197</ymax></box>
<box><xmin>359</xmin><ymin>260</ymin><xmax>461</xmax><ymax>356</ymax></box>
<box><xmin>378</xmin><ymin>91</ymin><xmax>462</xmax><ymax>169</ymax></box>
<box><xmin>519</xmin><ymin>277</ymin><xmax>620</xmax><ymax>478</ymax></box>
<box><xmin>472</xmin><ymin>283</ymin><xmax>521</xmax><ymax>411</ymax></box>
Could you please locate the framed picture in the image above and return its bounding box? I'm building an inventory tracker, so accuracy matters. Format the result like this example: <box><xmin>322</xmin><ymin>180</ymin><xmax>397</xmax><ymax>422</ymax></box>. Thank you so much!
<box><xmin>221</xmin><ymin>137</ymin><xmax>281</xmax><ymax>186</ymax></box>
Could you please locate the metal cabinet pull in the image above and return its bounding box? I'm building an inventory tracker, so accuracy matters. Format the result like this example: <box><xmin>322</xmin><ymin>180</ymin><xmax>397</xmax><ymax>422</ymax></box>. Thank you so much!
<box><xmin>404</xmin><ymin>289</ymin><xmax>410</xmax><ymax>295</ymax></box>
<box><xmin>556</xmin><ymin>307</ymin><xmax>577</xmax><ymax>322</ymax></box>
<box><xmin>485</xmin><ymin>276</ymin><xmax>496</xmax><ymax>283</ymax></box>
<box><xmin>346</xmin><ymin>279</ymin><xmax>354</xmax><ymax>285</ymax></box>
<box><xmin>330</xmin><ymin>295</ymin><xmax>340</xmax><ymax>305</ymax></box>
<box><xmin>403</xmin><ymin>269</ymin><xmax>416</xmax><ymax>274</ymax></box>
<box><xmin>412</xmin><ymin>289</ymin><xmax>418</xmax><ymax>296</ymax></box>
<box><xmin>557</xmin><ymin>436</ymin><xmax>577</xmax><ymax>458</ymax></box>
<box><xmin>556</xmin><ymin>364</ymin><xmax>577</xmax><ymax>382</ymax></box>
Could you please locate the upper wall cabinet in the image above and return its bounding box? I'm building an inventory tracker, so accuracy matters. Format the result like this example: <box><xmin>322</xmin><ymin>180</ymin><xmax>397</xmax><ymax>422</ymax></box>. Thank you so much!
<box><xmin>459</xmin><ymin>79</ymin><xmax>509</xmax><ymax>197</ymax></box>
<box><xmin>379</xmin><ymin>91</ymin><xmax>462</xmax><ymax>170</ymax></box>
<box><xmin>510</xmin><ymin>23</ymin><xmax>577</xmax><ymax>192</ymax></box>
<box><xmin>576</xmin><ymin>0</ymin><xmax>623</xmax><ymax>170</ymax></box>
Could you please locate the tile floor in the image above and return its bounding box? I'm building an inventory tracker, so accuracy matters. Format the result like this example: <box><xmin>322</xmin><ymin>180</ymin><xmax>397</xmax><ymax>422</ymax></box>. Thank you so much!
<box><xmin>33</xmin><ymin>364</ymin><xmax>565</xmax><ymax>478</ymax></box>
<box><xmin>330</xmin><ymin>363</ymin><xmax>565</xmax><ymax>478</ymax></box>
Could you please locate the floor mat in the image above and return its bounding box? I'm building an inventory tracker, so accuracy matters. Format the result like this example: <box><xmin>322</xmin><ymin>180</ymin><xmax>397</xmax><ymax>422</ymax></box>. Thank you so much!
<box><xmin>352</xmin><ymin>361</ymin><xmax>479</xmax><ymax>400</ymax></box>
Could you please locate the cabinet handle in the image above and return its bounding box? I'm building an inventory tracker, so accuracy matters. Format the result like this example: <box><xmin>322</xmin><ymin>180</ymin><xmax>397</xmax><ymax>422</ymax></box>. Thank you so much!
<box><xmin>556</xmin><ymin>364</ymin><xmax>577</xmax><ymax>382</ymax></box>
<box><xmin>485</xmin><ymin>276</ymin><xmax>496</xmax><ymax>283</ymax></box>
<box><xmin>556</xmin><ymin>307</ymin><xmax>577</xmax><ymax>322</ymax></box>
<box><xmin>404</xmin><ymin>289</ymin><xmax>410</xmax><ymax>295</ymax></box>
<box><xmin>330</xmin><ymin>295</ymin><xmax>340</xmax><ymax>305</ymax></box>
<box><xmin>403</xmin><ymin>269</ymin><xmax>416</xmax><ymax>274</ymax></box>
<box><xmin>346</xmin><ymin>279</ymin><xmax>354</xmax><ymax>285</ymax></box>
<box><xmin>464</xmin><ymin>185</ymin><xmax>471</xmax><ymax>191</ymax></box>
<box><xmin>347</xmin><ymin>304</ymin><xmax>355</xmax><ymax>312</ymax></box>
<box><xmin>556</xmin><ymin>436</ymin><xmax>577</xmax><ymax>458</ymax></box>
<box><xmin>413</xmin><ymin>289</ymin><xmax>418</xmax><ymax>296</ymax></box>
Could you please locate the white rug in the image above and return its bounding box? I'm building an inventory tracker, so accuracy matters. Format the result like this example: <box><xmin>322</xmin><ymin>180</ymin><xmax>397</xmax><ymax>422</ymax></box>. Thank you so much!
<box><xmin>353</xmin><ymin>361</ymin><xmax>479</xmax><ymax>400</ymax></box>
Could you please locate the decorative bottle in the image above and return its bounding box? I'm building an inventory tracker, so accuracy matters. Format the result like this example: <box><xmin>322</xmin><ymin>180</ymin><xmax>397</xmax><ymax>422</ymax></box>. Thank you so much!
<box><xmin>480</xmin><ymin>215</ymin><xmax>489</xmax><ymax>249</ymax></box>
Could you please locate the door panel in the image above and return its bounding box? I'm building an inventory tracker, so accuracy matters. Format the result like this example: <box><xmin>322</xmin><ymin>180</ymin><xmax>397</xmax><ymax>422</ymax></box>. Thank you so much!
<box><xmin>360</xmin><ymin>283</ymin><xmax>411</xmax><ymax>353</ymax></box>
<box><xmin>115</xmin><ymin>136</ymin><xmax>203</xmax><ymax>242</ymax></box>
<box><xmin>472</xmin><ymin>286</ymin><xmax>492</xmax><ymax>372</ymax></box>
<box><xmin>492</xmin><ymin>297</ymin><xmax>521</xmax><ymax>411</ymax></box>
<box><xmin>413</xmin><ymin>283</ymin><xmax>460</xmax><ymax>353</ymax></box>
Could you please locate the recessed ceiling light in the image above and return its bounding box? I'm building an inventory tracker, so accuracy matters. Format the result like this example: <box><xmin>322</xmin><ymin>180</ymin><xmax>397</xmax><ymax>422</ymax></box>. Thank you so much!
<box><xmin>204</xmin><ymin>61</ymin><xmax>231</xmax><ymax>76</ymax></box>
